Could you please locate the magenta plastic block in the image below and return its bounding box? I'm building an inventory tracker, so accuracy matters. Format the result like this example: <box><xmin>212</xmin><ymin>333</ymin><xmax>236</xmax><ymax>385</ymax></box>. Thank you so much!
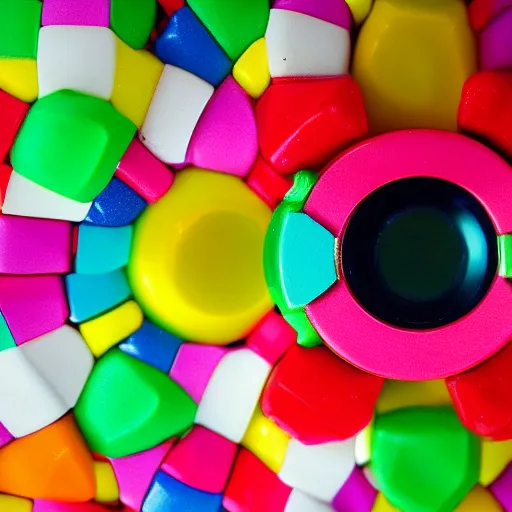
<box><xmin>490</xmin><ymin>464</ymin><xmax>512</xmax><ymax>511</ymax></box>
<box><xmin>0</xmin><ymin>275</ymin><xmax>68</xmax><ymax>345</ymax></box>
<box><xmin>0</xmin><ymin>423</ymin><xmax>13</xmax><ymax>448</ymax></box>
<box><xmin>170</xmin><ymin>344</ymin><xmax>229</xmax><ymax>403</ymax></box>
<box><xmin>109</xmin><ymin>440</ymin><xmax>175</xmax><ymax>512</ymax></box>
<box><xmin>273</xmin><ymin>0</ymin><xmax>353</xmax><ymax>29</ymax></box>
<box><xmin>480</xmin><ymin>8</ymin><xmax>512</xmax><ymax>70</ymax></box>
<box><xmin>332</xmin><ymin>467</ymin><xmax>377</xmax><ymax>512</ymax></box>
<box><xmin>41</xmin><ymin>0</ymin><xmax>110</xmax><ymax>27</ymax></box>
<box><xmin>187</xmin><ymin>76</ymin><xmax>258</xmax><ymax>178</ymax></box>
<box><xmin>0</xmin><ymin>215</ymin><xmax>71</xmax><ymax>274</ymax></box>
<box><xmin>116</xmin><ymin>138</ymin><xmax>175</xmax><ymax>204</ymax></box>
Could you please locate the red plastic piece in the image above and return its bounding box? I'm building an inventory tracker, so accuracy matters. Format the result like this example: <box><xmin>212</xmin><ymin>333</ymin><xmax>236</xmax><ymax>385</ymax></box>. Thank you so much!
<box><xmin>223</xmin><ymin>449</ymin><xmax>292</xmax><ymax>512</ymax></box>
<box><xmin>246</xmin><ymin>310</ymin><xmax>296</xmax><ymax>366</ymax></box>
<box><xmin>469</xmin><ymin>0</ymin><xmax>512</xmax><ymax>32</ymax></box>
<box><xmin>0</xmin><ymin>164</ymin><xmax>13</xmax><ymax>207</ymax></box>
<box><xmin>261</xmin><ymin>345</ymin><xmax>384</xmax><ymax>444</ymax></box>
<box><xmin>446</xmin><ymin>340</ymin><xmax>512</xmax><ymax>440</ymax></box>
<box><xmin>157</xmin><ymin>0</ymin><xmax>184</xmax><ymax>16</ymax></box>
<box><xmin>0</xmin><ymin>90</ymin><xmax>29</xmax><ymax>163</ymax></box>
<box><xmin>161</xmin><ymin>425</ymin><xmax>237</xmax><ymax>494</ymax></box>
<box><xmin>245</xmin><ymin>156</ymin><xmax>292</xmax><ymax>210</ymax></box>
<box><xmin>458</xmin><ymin>71</ymin><xmax>512</xmax><ymax>160</ymax></box>
<box><xmin>255</xmin><ymin>76</ymin><xmax>368</xmax><ymax>176</ymax></box>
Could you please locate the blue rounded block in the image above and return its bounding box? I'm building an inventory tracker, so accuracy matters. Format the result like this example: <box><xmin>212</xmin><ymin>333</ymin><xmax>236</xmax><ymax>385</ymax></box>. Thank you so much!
<box><xmin>155</xmin><ymin>7</ymin><xmax>232</xmax><ymax>87</ymax></box>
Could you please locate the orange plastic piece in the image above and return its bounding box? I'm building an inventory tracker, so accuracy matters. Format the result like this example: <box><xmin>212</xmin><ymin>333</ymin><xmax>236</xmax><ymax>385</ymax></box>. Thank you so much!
<box><xmin>0</xmin><ymin>414</ymin><xmax>95</xmax><ymax>501</ymax></box>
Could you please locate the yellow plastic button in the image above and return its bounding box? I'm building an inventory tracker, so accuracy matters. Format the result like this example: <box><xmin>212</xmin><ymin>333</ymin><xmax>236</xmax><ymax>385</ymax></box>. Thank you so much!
<box><xmin>352</xmin><ymin>0</ymin><xmax>476</xmax><ymax>134</ymax></box>
<box><xmin>346</xmin><ymin>0</ymin><xmax>373</xmax><ymax>25</ymax></box>
<box><xmin>79</xmin><ymin>300</ymin><xmax>144</xmax><ymax>357</ymax></box>
<box><xmin>128</xmin><ymin>168</ymin><xmax>273</xmax><ymax>345</ymax></box>
<box><xmin>376</xmin><ymin>379</ymin><xmax>452</xmax><ymax>414</ymax></box>
<box><xmin>242</xmin><ymin>406</ymin><xmax>290</xmax><ymax>473</ymax></box>
<box><xmin>94</xmin><ymin>460</ymin><xmax>120</xmax><ymax>503</ymax></box>
<box><xmin>0</xmin><ymin>494</ymin><xmax>32</xmax><ymax>512</ymax></box>
<box><xmin>0</xmin><ymin>58</ymin><xmax>38</xmax><ymax>102</ymax></box>
<box><xmin>372</xmin><ymin>492</ymin><xmax>400</xmax><ymax>512</ymax></box>
<box><xmin>480</xmin><ymin>438</ymin><xmax>512</xmax><ymax>486</ymax></box>
<box><xmin>233</xmin><ymin>38</ymin><xmax>270</xmax><ymax>99</ymax></box>
<box><xmin>112</xmin><ymin>38</ymin><xmax>164</xmax><ymax>128</ymax></box>
<box><xmin>455</xmin><ymin>485</ymin><xmax>502</xmax><ymax>511</ymax></box>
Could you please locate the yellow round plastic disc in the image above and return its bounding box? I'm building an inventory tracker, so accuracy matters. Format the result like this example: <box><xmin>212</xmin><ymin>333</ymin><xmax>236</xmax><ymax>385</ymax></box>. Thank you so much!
<box><xmin>128</xmin><ymin>168</ymin><xmax>273</xmax><ymax>344</ymax></box>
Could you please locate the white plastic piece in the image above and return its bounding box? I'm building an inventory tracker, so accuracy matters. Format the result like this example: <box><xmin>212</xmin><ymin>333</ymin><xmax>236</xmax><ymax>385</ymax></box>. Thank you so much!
<box><xmin>266</xmin><ymin>9</ymin><xmax>351</xmax><ymax>78</ymax></box>
<box><xmin>362</xmin><ymin>466</ymin><xmax>381</xmax><ymax>491</ymax></box>
<box><xmin>284</xmin><ymin>489</ymin><xmax>334</xmax><ymax>512</ymax></box>
<box><xmin>195</xmin><ymin>348</ymin><xmax>271</xmax><ymax>443</ymax></box>
<box><xmin>355</xmin><ymin>425</ymin><xmax>372</xmax><ymax>465</ymax></box>
<box><xmin>0</xmin><ymin>347</ymin><xmax>67</xmax><ymax>437</ymax></box>
<box><xmin>279</xmin><ymin>438</ymin><xmax>356</xmax><ymax>503</ymax></box>
<box><xmin>140</xmin><ymin>65</ymin><xmax>214</xmax><ymax>165</ymax></box>
<box><xmin>37</xmin><ymin>25</ymin><xmax>116</xmax><ymax>100</ymax></box>
<box><xmin>21</xmin><ymin>326</ymin><xmax>94</xmax><ymax>409</ymax></box>
<box><xmin>3</xmin><ymin>171</ymin><xmax>92</xmax><ymax>222</ymax></box>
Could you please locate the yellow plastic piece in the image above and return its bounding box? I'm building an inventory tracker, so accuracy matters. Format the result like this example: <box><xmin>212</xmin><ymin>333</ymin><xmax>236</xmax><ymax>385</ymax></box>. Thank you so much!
<box><xmin>242</xmin><ymin>406</ymin><xmax>290</xmax><ymax>473</ymax></box>
<box><xmin>455</xmin><ymin>485</ymin><xmax>502</xmax><ymax>511</ymax></box>
<box><xmin>129</xmin><ymin>168</ymin><xmax>273</xmax><ymax>345</ymax></box>
<box><xmin>372</xmin><ymin>492</ymin><xmax>400</xmax><ymax>512</ymax></box>
<box><xmin>376</xmin><ymin>379</ymin><xmax>452</xmax><ymax>414</ymax></box>
<box><xmin>233</xmin><ymin>38</ymin><xmax>270</xmax><ymax>99</ymax></box>
<box><xmin>94</xmin><ymin>460</ymin><xmax>120</xmax><ymax>503</ymax></box>
<box><xmin>345</xmin><ymin>0</ymin><xmax>374</xmax><ymax>24</ymax></box>
<box><xmin>79</xmin><ymin>300</ymin><xmax>144</xmax><ymax>357</ymax></box>
<box><xmin>0</xmin><ymin>58</ymin><xmax>38</xmax><ymax>102</ymax></box>
<box><xmin>0</xmin><ymin>494</ymin><xmax>32</xmax><ymax>512</ymax></box>
<box><xmin>355</xmin><ymin>420</ymin><xmax>373</xmax><ymax>465</ymax></box>
<box><xmin>480</xmin><ymin>438</ymin><xmax>512</xmax><ymax>486</ymax></box>
<box><xmin>112</xmin><ymin>38</ymin><xmax>164</xmax><ymax>128</ymax></box>
<box><xmin>352</xmin><ymin>0</ymin><xmax>476</xmax><ymax>134</ymax></box>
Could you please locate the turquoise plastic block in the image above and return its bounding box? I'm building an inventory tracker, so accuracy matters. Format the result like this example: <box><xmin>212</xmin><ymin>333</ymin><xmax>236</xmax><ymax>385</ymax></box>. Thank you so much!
<box><xmin>75</xmin><ymin>225</ymin><xmax>133</xmax><ymax>275</ymax></box>
<box><xmin>0</xmin><ymin>311</ymin><xmax>15</xmax><ymax>351</ymax></box>
<box><xmin>279</xmin><ymin>212</ymin><xmax>337</xmax><ymax>308</ymax></box>
<box><xmin>66</xmin><ymin>269</ymin><xmax>131</xmax><ymax>323</ymax></box>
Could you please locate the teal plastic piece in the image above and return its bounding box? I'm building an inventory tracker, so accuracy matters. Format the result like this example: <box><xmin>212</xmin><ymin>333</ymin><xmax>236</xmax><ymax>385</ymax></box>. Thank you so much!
<box><xmin>66</xmin><ymin>269</ymin><xmax>131</xmax><ymax>323</ymax></box>
<box><xmin>75</xmin><ymin>225</ymin><xmax>133</xmax><ymax>275</ymax></box>
<box><xmin>0</xmin><ymin>311</ymin><xmax>15</xmax><ymax>352</ymax></box>
<box><xmin>280</xmin><ymin>212</ymin><xmax>336</xmax><ymax>308</ymax></box>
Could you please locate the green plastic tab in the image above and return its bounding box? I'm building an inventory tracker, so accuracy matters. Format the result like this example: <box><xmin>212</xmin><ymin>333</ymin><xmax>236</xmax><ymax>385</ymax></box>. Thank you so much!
<box><xmin>110</xmin><ymin>0</ymin><xmax>156</xmax><ymax>50</ymax></box>
<box><xmin>11</xmin><ymin>90</ymin><xmax>137</xmax><ymax>203</ymax></box>
<box><xmin>371</xmin><ymin>407</ymin><xmax>480</xmax><ymax>512</ymax></box>
<box><xmin>188</xmin><ymin>0</ymin><xmax>270</xmax><ymax>60</ymax></box>
<box><xmin>498</xmin><ymin>234</ymin><xmax>512</xmax><ymax>277</ymax></box>
<box><xmin>0</xmin><ymin>0</ymin><xmax>41</xmax><ymax>59</ymax></box>
<box><xmin>74</xmin><ymin>349</ymin><xmax>197</xmax><ymax>458</ymax></box>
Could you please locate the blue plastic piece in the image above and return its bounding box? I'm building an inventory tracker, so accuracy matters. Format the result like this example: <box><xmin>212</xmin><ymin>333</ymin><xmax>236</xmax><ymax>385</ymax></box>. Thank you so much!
<box><xmin>155</xmin><ymin>7</ymin><xmax>232</xmax><ymax>87</ymax></box>
<box><xmin>66</xmin><ymin>269</ymin><xmax>131</xmax><ymax>323</ymax></box>
<box><xmin>142</xmin><ymin>471</ymin><xmax>223</xmax><ymax>512</ymax></box>
<box><xmin>84</xmin><ymin>177</ymin><xmax>147</xmax><ymax>227</ymax></box>
<box><xmin>75</xmin><ymin>224</ymin><xmax>133</xmax><ymax>275</ymax></box>
<box><xmin>119</xmin><ymin>320</ymin><xmax>183</xmax><ymax>373</ymax></box>
<box><xmin>279</xmin><ymin>212</ymin><xmax>337</xmax><ymax>308</ymax></box>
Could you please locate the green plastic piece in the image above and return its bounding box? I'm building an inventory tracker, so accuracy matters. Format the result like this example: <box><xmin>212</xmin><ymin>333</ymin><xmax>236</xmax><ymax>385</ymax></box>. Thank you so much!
<box><xmin>0</xmin><ymin>0</ymin><xmax>41</xmax><ymax>59</ymax></box>
<box><xmin>11</xmin><ymin>90</ymin><xmax>136</xmax><ymax>203</ymax></box>
<box><xmin>110</xmin><ymin>0</ymin><xmax>156</xmax><ymax>50</ymax></box>
<box><xmin>188</xmin><ymin>0</ymin><xmax>270</xmax><ymax>60</ymax></box>
<box><xmin>498</xmin><ymin>234</ymin><xmax>512</xmax><ymax>277</ymax></box>
<box><xmin>74</xmin><ymin>349</ymin><xmax>197</xmax><ymax>458</ymax></box>
<box><xmin>264</xmin><ymin>170</ymin><xmax>321</xmax><ymax>347</ymax></box>
<box><xmin>370</xmin><ymin>407</ymin><xmax>480</xmax><ymax>512</ymax></box>
<box><xmin>0</xmin><ymin>312</ymin><xmax>15</xmax><ymax>352</ymax></box>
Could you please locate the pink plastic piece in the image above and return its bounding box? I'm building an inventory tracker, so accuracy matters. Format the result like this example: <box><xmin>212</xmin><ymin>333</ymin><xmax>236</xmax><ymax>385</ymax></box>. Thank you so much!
<box><xmin>115</xmin><ymin>138</ymin><xmax>175</xmax><ymax>203</ymax></box>
<box><xmin>109</xmin><ymin>440</ymin><xmax>175</xmax><ymax>512</ymax></box>
<box><xmin>187</xmin><ymin>76</ymin><xmax>258</xmax><ymax>178</ymax></box>
<box><xmin>34</xmin><ymin>501</ymin><xmax>112</xmax><ymax>512</ymax></box>
<box><xmin>272</xmin><ymin>0</ymin><xmax>353</xmax><ymax>30</ymax></box>
<box><xmin>170</xmin><ymin>343</ymin><xmax>229</xmax><ymax>403</ymax></box>
<box><xmin>0</xmin><ymin>216</ymin><xmax>71</xmax><ymax>275</ymax></box>
<box><xmin>0</xmin><ymin>423</ymin><xmax>13</xmax><ymax>448</ymax></box>
<box><xmin>332</xmin><ymin>467</ymin><xmax>377</xmax><ymax>512</ymax></box>
<box><xmin>480</xmin><ymin>8</ymin><xmax>512</xmax><ymax>70</ymax></box>
<box><xmin>41</xmin><ymin>0</ymin><xmax>110</xmax><ymax>27</ymax></box>
<box><xmin>246</xmin><ymin>310</ymin><xmax>296</xmax><ymax>365</ymax></box>
<box><xmin>161</xmin><ymin>425</ymin><xmax>237</xmax><ymax>494</ymax></box>
<box><xmin>304</xmin><ymin>130</ymin><xmax>512</xmax><ymax>380</ymax></box>
<box><xmin>490</xmin><ymin>464</ymin><xmax>512</xmax><ymax>511</ymax></box>
<box><xmin>0</xmin><ymin>275</ymin><xmax>68</xmax><ymax>346</ymax></box>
